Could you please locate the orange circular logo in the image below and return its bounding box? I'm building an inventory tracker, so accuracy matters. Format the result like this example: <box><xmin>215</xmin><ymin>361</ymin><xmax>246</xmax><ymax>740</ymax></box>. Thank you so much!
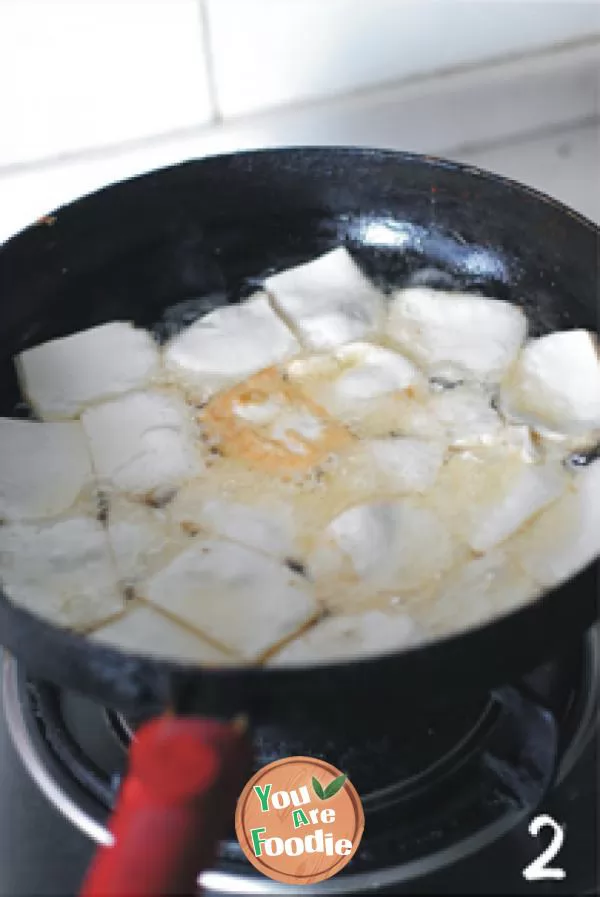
<box><xmin>235</xmin><ymin>756</ymin><xmax>364</xmax><ymax>885</ymax></box>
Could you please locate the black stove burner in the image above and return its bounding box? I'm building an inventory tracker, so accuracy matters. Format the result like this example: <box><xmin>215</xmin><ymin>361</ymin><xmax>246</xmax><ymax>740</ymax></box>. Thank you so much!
<box><xmin>5</xmin><ymin>630</ymin><xmax>599</xmax><ymax>895</ymax></box>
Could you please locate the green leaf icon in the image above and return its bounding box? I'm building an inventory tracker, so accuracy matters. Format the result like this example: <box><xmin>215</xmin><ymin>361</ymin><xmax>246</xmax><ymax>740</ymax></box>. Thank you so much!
<box><xmin>323</xmin><ymin>773</ymin><xmax>348</xmax><ymax>799</ymax></box>
<box><xmin>312</xmin><ymin>776</ymin><xmax>325</xmax><ymax>800</ymax></box>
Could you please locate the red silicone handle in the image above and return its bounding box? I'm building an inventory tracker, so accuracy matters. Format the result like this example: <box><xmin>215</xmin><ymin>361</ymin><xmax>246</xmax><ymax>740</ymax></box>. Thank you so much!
<box><xmin>80</xmin><ymin>716</ymin><xmax>251</xmax><ymax>897</ymax></box>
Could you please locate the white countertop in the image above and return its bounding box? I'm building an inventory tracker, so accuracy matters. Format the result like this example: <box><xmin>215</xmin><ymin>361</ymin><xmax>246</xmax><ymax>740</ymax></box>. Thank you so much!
<box><xmin>460</xmin><ymin>120</ymin><xmax>599</xmax><ymax>224</ymax></box>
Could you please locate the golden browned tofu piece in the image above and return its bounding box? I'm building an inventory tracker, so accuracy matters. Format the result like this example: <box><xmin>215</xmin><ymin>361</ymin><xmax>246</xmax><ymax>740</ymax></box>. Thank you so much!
<box><xmin>202</xmin><ymin>367</ymin><xmax>354</xmax><ymax>477</ymax></box>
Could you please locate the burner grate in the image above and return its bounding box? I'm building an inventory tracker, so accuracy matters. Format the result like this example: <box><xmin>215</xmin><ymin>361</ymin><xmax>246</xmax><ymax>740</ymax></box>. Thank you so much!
<box><xmin>2</xmin><ymin>629</ymin><xmax>598</xmax><ymax>895</ymax></box>
<box><xmin>28</xmin><ymin>681</ymin><xmax>116</xmax><ymax>810</ymax></box>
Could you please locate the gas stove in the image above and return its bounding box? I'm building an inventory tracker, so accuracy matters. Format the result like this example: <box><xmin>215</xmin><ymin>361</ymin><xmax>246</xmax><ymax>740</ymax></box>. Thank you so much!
<box><xmin>1</xmin><ymin>627</ymin><xmax>598</xmax><ymax>896</ymax></box>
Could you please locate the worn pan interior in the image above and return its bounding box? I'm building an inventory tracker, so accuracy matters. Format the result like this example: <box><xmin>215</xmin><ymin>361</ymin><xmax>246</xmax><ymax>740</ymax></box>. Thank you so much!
<box><xmin>0</xmin><ymin>147</ymin><xmax>598</xmax><ymax>723</ymax></box>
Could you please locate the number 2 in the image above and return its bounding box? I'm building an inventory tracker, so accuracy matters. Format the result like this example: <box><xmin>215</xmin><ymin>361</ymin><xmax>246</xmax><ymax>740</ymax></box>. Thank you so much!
<box><xmin>523</xmin><ymin>814</ymin><xmax>566</xmax><ymax>881</ymax></box>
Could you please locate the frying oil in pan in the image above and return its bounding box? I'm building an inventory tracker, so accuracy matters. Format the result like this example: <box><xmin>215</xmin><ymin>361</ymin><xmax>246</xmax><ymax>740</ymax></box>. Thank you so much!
<box><xmin>0</xmin><ymin>231</ymin><xmax>598</xmax><ymax>669</ymax></box>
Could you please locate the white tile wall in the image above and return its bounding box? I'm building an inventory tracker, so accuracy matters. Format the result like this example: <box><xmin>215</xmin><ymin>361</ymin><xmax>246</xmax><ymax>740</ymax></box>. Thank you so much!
<box><xmin>0</xmin><ymin>0</ymin><xmax>598</xmax><ymax>174</ymax></box>
<box><xmin>206</xmin><ymin>0</ymin><xmax>600</xmax><ymax>118</ymax></box>
<box><xmin>0</xmin><ymin>39</ymin><xmax>596</xmax><ymax>247</ymax></box>
<box><xmin>0</xmin><ymin>0</ymin><xmax>214</xmax><ymax>168</ymax></box>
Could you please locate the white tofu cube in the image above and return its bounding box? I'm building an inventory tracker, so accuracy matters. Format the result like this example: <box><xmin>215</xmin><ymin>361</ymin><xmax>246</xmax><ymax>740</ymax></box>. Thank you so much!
<box><xmin>286</xmin><ymin>342</ymin><xmax>425</xmax><ymax>423</ymax></box>
<box><xmin>90</xmin><ymin>604</ymin><xmax>236</xmax><ymax>665</ymax></box>
<box><xmin>467</xmin><ymin>462</ymin><xmax>567</xmax><ymax>553</ymax></box>
<box><xmin>310</xmin><ymin>500</ymin><xmax>455</xmax><ymax>591</ymax></box>
<box><xmin>0</xmin><ymin>418</ymin><xmax>93</xmax><ymax>521</ymax></box>
<box><xmin>332</xmin><ymin>437</ymin><xmax>445</xmax><ymax>497</ymax></box>
<box><xmin>432</xmin><ymin>452</ymin><xmax>567</xmax><ymax>553</ymax></box>
<box><xmin>269</xmin><ymin>610</ymin><xmax>425</xmax><ymax>666</ymax></box>
<box><xmin>500</xmin><ymin>330</ymin><xmax>600</xmax><ymax>437</ymax></box>
<box><xmin>386</xmin><ymin>288</ymin><xmax>526</xmax><ymax>381</ymax></box>
<box><xmin>515</xmin><ymin>460</ymin><xmax>600</xmax><ymax>589</ymax></box>
<box><xmin>426</xmin><ymin>386</ymin><xmax>504</xmax><ymax>448</ymax></box>
<box><xmin>169</xmin><ymin>488</ymin><xmax>300</xmax><ymax>559</ymax></box>
<box><xmin>106</xmin><ymin>497</ymin><xmax>179</xmax><ymax>584</ymax></box>
<box><xmin>426</xmin><ymin>549</ymin><xmax>539</xmax><ymax>634</ymax></box>
<box><xmin>142</xmin><ymin>539</ymin><xmax>317</xmax><ymax>660</ymax></box>
<box><xmin>163</xmin><ymin>294</ymin><xmax>299</xmax><ymax>403</ymax></box>
<box><xmin>0</xmin><ymin>517</ymin><xmax>123</xmax><ymax>629</ymax></box>
<box><xmin>81</xmin><ymin>390</ymin><xmax>205</xmax><ymax>498</ymax></box>
<box><xmin>331</xmin><ymin>342</ymin><xmax>423</xmax><ymax>400</ymax></box>
<box><xmin>265</xmin><ymin>247</ymin><xmax>386</xmax><ymax>350</ymax></box>
<box><xmin>16</xmin><ymin>322</ymin><xmax>160</xmax><ymax>420</ymax></box>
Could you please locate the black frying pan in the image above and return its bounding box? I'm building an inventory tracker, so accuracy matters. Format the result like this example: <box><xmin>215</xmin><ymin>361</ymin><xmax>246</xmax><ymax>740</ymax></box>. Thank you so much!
<box><xmin>0</xmin><ymin>147</ymin><xmax>598</xmax><ymax>729</ymax></box>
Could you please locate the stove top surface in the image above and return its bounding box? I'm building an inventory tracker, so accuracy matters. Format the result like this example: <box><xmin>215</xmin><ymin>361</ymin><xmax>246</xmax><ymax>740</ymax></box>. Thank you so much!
<box><xmin>0</xmin><ymin>627</ymin><xmax>598</xmax><ymax>896</ymax></box>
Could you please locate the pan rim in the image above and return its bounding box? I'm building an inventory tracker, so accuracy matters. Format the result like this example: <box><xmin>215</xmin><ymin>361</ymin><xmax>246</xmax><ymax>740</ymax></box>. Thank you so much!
<box><xmin>2</xmin><ymin>146</ymin><xmax>599</xmax><ymax>253</ymax></box>
<box><xmin>0</xmin><ymin>145</ymin><xmax>598</xmax><ymax>691</ymax></box>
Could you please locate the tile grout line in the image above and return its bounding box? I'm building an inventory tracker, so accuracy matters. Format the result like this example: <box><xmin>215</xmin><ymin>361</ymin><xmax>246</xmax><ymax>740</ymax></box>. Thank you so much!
<box><xmin>201</xmin><ymin>32</ymin><xmax>600</xmax><ymax>131</ymax></box>
<box><xmin>196</xmin><ymin>0</ymin><xmax>222</xmax><ymax>125</ymax></box>
<box><xmin>0</xmin><ymin>120</ymin><xmax>217</xmax><ymax>182</ymax></box>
